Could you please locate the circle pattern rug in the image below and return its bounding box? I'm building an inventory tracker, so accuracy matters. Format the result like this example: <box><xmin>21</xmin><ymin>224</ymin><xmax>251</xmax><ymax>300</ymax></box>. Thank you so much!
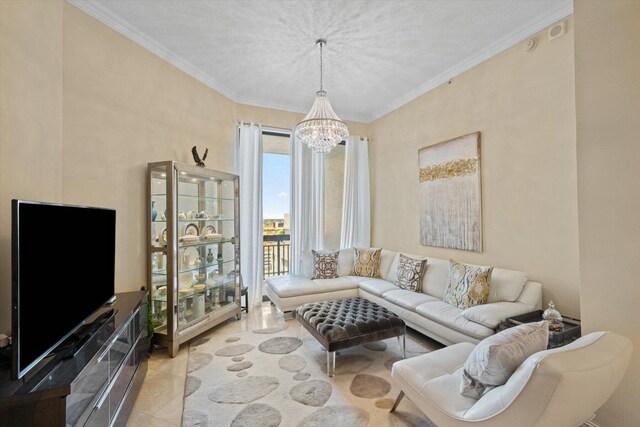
<box><xmin>182</xmin><ymin>320</ymin><xmax>437</xmax><ymax>426</ymax></box>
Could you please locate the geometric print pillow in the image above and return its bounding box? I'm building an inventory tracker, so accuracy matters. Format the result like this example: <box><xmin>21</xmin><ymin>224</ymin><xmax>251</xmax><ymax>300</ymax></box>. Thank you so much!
<box><xmin>443</xmin><ymin>260</ymin><xmax>493</xmax><ymax>309</ymax></box>
<box><xmin>352</xmin><ymin>247</ymin><xmax>382</xmax><ymax>278</ymax></box>
<box><xmin>394</xmin><ymin>254</ymin><xmax>428</xmax><ymax>292</ymax></box>
<box><xmin>311</xmin><ymin>250</ymin><xmax>339</xmax><ymax>279</ymax></box>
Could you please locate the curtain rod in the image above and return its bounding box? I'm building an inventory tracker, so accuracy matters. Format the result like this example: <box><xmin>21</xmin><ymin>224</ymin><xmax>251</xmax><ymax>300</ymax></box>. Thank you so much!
<box><xmin>235</xmin><ymin>121</ymin><xmax>292</xmax><ymax>133</ymax></box>
<box><xmin>236</xmin><ymin>121</ymin><xmax>370</xmax><ymax>141</ymax></box>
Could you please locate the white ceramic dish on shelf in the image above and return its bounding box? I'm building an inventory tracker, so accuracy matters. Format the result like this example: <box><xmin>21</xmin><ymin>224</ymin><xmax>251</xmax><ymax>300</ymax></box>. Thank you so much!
<box><xmin>202</xmin><ymin>233</ymin><xmax>223</xmax><ymax>242</ymax></box>
<box><xmin>179</xmin><ymin>234</ymin><xmax>200</xmax><ymax>243</ymax></box>
<box><xmin>179</xmin><ymin>272</ymin><xmax>194</xmax><ymax>289</ymax></box>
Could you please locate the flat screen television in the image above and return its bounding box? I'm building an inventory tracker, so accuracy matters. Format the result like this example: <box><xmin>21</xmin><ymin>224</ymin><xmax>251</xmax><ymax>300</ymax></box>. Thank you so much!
<box><xmin>11</xmin><ymin>200</ymin><xmax>116</xmax><ymax>380</ymax></box>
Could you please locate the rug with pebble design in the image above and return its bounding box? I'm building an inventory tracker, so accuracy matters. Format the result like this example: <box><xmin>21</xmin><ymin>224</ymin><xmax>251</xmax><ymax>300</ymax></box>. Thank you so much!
<box><xmin>182</xmin><ymin>319</ymin><xmax>436</xmax><ymax>427</ymax></box>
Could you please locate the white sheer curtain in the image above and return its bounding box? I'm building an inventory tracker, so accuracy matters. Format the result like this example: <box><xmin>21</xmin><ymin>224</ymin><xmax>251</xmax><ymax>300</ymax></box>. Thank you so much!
<box><xmin>236</xmin><ymin>123</ymin><xmax>264</xmax><ymax>308</ymax></box>
<box><xmin>340</xmin><ymin>136</ymin><xmax>371</xmax><ymax>248</ymax></box>
<box><xmin>290</xmin><ymin>133</ymin><xmax>325</xmax><ymax>274</ymax></box>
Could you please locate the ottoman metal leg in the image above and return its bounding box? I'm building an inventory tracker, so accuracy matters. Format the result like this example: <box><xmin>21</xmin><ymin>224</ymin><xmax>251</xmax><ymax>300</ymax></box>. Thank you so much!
<box><xmin>327</xmin><ymin>351</ymin><xmax>336</xmax><ymax>377</ymax></box>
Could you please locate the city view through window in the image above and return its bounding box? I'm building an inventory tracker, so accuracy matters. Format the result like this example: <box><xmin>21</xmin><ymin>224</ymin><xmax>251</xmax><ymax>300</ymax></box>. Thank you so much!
<box><xmin>262</xmin><ymin>133</ymin><xmax>291</xmax><ymax>278</ymax></box>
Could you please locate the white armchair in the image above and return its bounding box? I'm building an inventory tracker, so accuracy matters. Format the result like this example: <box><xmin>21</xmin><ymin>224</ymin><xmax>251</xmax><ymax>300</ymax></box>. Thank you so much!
<box><xmin>390</xmin><ymin>331</ymin><xmax>633</xmax><ymax>427</ymax></box>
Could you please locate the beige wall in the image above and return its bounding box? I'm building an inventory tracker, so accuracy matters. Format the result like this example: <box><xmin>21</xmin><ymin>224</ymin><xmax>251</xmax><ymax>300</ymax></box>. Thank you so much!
<box><xmin>370</xmin><ymin>21</ymin><xmax>581</xmax><ymax>317</ymax></box>
<box><xmin>0</xmin><ymin>0</ymin><xmax>237</xmax><ymax>335</ymax></box>
<box><xmin>574</xmin><ymin>1</ymin><xmax>640</xmax><ymax>425</ymax></box>
<box><xmin>0</xmin><ymin>0</ymin><xmax>64</xmax><ymax>333</ymax></box>
<box><xmin>61</xmin><ymin>3</ymin><xmax>236</xmax><ymax>303</ymax></box>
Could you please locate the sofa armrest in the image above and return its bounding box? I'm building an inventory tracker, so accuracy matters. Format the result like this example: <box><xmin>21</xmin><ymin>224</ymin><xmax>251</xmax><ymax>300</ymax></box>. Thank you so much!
<box><xmin>462</xmin><ymin>301</ymin><xmax>536</xmax><ymax>329</ymax></box>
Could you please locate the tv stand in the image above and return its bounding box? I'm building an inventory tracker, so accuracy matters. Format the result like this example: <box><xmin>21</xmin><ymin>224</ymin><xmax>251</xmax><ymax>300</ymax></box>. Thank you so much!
<box><xmin>57</xmin><ymin>308</ymin><xmax>117</xmax><ymax>359</ymax></box>
<box><xmin>0</xmin><ymin>292</ymin><xmax>148</xmax><ymax>427</ymax></box>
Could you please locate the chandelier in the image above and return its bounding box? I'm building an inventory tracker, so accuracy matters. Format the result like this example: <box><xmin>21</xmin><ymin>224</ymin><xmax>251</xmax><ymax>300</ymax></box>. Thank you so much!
<box><xmin>295</xmin><ymin>39</ymin><xmax>349</xmax><ymax>154</ymax></box>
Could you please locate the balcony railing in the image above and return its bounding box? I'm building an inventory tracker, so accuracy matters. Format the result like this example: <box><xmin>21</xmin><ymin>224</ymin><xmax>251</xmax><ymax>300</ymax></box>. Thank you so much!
<box><xmin>263</xmin><ymin>234</ymin><xmax>290</xmax><ymax>278</ymax></box>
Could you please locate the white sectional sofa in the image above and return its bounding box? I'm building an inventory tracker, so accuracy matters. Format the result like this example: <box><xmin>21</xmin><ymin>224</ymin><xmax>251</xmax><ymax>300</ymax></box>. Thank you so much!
<box><xmin>265</xmin><ymin>249</ymin><xmax>542</xmax><ymax>345</ymax></box>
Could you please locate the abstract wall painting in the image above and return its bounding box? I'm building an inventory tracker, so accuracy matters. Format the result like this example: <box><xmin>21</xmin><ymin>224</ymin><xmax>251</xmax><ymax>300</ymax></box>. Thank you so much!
<box><xmin>418</xmin><ymin>132</ymin><xmax>482</xmax><ymax>252</ymax></box>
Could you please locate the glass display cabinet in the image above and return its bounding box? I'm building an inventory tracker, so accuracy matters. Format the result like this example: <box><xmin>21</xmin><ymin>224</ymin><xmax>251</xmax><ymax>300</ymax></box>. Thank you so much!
<box><xmin>147</xmin><ymin>161</ymin><xmax>240</xmax><ymax>357</ymax></box>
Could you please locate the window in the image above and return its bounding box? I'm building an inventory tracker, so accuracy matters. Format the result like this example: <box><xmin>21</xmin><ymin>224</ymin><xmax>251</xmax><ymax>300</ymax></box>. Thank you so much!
<box><xmin>262</xmin><ymin>131</ymin><xmax>290</xmax><ymax>278</ymax></box>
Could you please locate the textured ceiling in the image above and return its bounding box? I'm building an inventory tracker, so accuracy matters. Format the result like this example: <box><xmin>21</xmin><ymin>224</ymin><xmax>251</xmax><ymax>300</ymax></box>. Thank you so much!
<box><xmin>69</xmin><ymin>0</ymin><xmax>572</xmax><ymax>123</ymax></box>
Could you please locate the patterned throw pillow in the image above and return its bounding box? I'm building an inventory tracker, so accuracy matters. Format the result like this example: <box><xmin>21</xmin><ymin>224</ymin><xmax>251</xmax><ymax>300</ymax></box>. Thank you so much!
<box><xmin>443</xmin><ymin>260</ymin><xmax>493</xmax><ymax>309</ymax></box>
<box><xmin>394</xmin><ymin>254</ymin><xmax>428</xmax><ymax>292</ymax></box>
<box><xmin>352</xmin><ymin>248</ymin><xmax>382</xmax><ymax>278</ymax></box>
<box><xmin>311</xmin><ymin>250</ymin><xmax>339</xmax><ymax>279</ymax></box>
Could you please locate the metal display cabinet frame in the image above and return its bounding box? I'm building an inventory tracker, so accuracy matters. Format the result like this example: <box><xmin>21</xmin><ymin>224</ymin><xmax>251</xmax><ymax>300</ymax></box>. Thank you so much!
<box><xmin>147</xmin><ymin>161</ymin><xmax>240</xmax><ymax>357</ymax></box>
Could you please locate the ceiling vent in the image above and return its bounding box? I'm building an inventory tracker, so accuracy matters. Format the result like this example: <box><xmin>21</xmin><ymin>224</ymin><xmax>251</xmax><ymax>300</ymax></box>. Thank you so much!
<box><xmin>548</xmin><ymin>20</ymin><xmax>568</xmax><ymax>41</ymax></box>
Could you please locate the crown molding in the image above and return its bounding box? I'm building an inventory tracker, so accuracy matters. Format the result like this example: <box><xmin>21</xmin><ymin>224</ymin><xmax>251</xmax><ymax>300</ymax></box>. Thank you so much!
<box><xmin>67</xmin><ymin>0</ymin><xmax>370</xmax><ymax>124</ymax></box>
<box><xmin>67</xmin><ymin>0</ymin><xmax>238</xmax><ymax>102</ymax></box>
<box><xmin>67</xmin><ymin>0</ymin><xmax>572</xmax><ymax>126</ymax></box>
<box><xmin>366</xmin><ymin>1</ymin><xmax>574</xmax><ymax>123</ymax></box>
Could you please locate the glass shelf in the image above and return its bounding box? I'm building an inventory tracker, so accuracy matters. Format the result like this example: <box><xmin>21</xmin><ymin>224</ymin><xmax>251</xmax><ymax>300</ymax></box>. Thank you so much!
<box><xmin>178</xmin><ymin>238</ymin><xmax>235</xmax><ymax>248</ymax></box>
<box><xmin>151</xmin><ymin>278</ymin><xmax>236</xmax><ymax>302</ymax></box>
<box><xmin>151</xmin><ymin>259</ymin><xmax>236</xmax><ymax>276</ymax></box>
<box><xmin>151</xmin><ymin>218</ymin><xmax>234</xmax><ymax>224</ymax></box>
<box><xmin>151</xmin><ymin>193</ymin><xmax>234</xmax><ymax>202</ymax></box>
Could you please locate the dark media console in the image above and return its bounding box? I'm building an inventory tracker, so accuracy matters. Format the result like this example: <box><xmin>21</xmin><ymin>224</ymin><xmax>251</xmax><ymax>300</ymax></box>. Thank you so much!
<box><xmin>0</xmin><ymin>292</ymin><xmax>148</xmax><ymax>427</ymax></box>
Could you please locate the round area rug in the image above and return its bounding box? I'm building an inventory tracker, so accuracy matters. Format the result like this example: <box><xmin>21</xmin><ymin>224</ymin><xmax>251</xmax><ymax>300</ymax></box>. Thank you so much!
<box><xmin>182</xmin><ymin>319</ymin><xmax>436</xmax><ymax>427</ymax></box>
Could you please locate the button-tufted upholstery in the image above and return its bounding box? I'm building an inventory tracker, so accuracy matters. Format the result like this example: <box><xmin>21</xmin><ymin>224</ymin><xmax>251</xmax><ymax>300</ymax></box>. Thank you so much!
<box><xmin>296</xmin><ymin>297</ymin><xmax>406</xmax><ymax>352</ymax></box>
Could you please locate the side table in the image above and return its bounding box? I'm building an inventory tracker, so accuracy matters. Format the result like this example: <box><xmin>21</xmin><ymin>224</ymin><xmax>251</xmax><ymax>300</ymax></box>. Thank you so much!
<box><xmin>498</xmin><ymin>310</ymin><xmax>581</xmax><ymax>348</ymax></box>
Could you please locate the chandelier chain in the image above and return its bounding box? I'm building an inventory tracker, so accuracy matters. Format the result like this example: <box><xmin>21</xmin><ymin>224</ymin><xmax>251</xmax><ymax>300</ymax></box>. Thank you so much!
<box><xmin>319</xmin><ymin>41</ymin><xmax>323</xmax><ymax>91</ymax></box>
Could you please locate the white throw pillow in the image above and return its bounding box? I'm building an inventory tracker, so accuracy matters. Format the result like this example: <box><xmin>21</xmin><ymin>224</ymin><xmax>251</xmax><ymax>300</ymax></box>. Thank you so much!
<box><xmin>460</xmin><ymin>321</ymin><xmax>549</xmax><ymax>399</ymax></box>
<box><xmin>299</xmin><ymin>250</ymin><xmax>314</xmax><ymax>278</ymax></box>
<box><xmin>337</xmin><ymin>249</ymin><xmax>354</xmax><ymax>277</ymax></box>
<box><xmin>488</xmin><ymin>268</ymin><xmax>528</xmax><ymax>303</ymax></box>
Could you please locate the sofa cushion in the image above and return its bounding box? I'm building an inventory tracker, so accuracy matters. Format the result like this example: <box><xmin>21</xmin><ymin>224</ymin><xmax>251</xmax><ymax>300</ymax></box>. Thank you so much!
<box><xmin>460</xmin><ymin>321</ymin><xmax>549</xmax><ymax>399</ymax></box>
<box><xmin>338</xmin><ymin>250</ymin><xmax>354</xmax><ymax>277</ymax></box>
<box><xmin>394</xmin><ymin>254</ymin><xmax>428</xmax><ymax>292</ymax></box>
<box><xmin>378</xmin><ymin>249</ymin><xmax>398</xmax><ymax>279</ymax></box>
<box><xmin>357</xmin><ymin>279</ymin><xmax>398</xmax><ymax>297</ymax></box>
<box><xmin>383</xmin><ymin>289</ymin><xmax>440</xmax><ymax>312</ymax></box>
<box><xmin>415</xmin><ymin>301</ymin><xmax>494</xmax><ymax>340</ymax></box>
<box><xmin>311</xmin><ymin>250</ymin><xmax>339</xmax><ymax>279</ymax></box>
<box><xmin>443</xmin><ymin>260</ymin><xmax>493</xmax><ymax>309</ymax></box>
<box><xmin>462</xmin><ymin>301</ymin><xmax>535</xmax><ymax>329</ymax></box>
<box><xmin>488</xmin><ymin>268</ymin><xmax>528</xmax><ymax>303</ymax></box>
<box><xmin>299</xmin><ymin>250</ymin><xmax>315</xmax><ymax>278</ymax></box>
<box><xmin>421</xmin><ymin>257</ymin><xmax>451</xmax><ymax>299</ymax></box>
<box><xmin>266</xmin><ymin>275</ymin><xmax>357</xmax><ymax>298</ymax></box>
<box><xmin>392</xmin><ymin>343</ymin><xmax>477</xmax><ymax>418</ymax></box>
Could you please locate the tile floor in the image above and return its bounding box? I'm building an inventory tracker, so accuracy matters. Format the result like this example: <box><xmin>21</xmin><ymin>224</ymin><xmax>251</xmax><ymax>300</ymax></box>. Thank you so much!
<box><xmin>125</xmin><ymin>302</ymin><xmax>443</xmax><ymax>426</ymax></box>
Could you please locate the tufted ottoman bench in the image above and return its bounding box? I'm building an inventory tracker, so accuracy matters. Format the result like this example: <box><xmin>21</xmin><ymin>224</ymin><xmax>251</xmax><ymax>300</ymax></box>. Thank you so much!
<box><xmin>295</xmin><ymin>297</ymin><xmax>406</xmax><ymax>376</ymax></box>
